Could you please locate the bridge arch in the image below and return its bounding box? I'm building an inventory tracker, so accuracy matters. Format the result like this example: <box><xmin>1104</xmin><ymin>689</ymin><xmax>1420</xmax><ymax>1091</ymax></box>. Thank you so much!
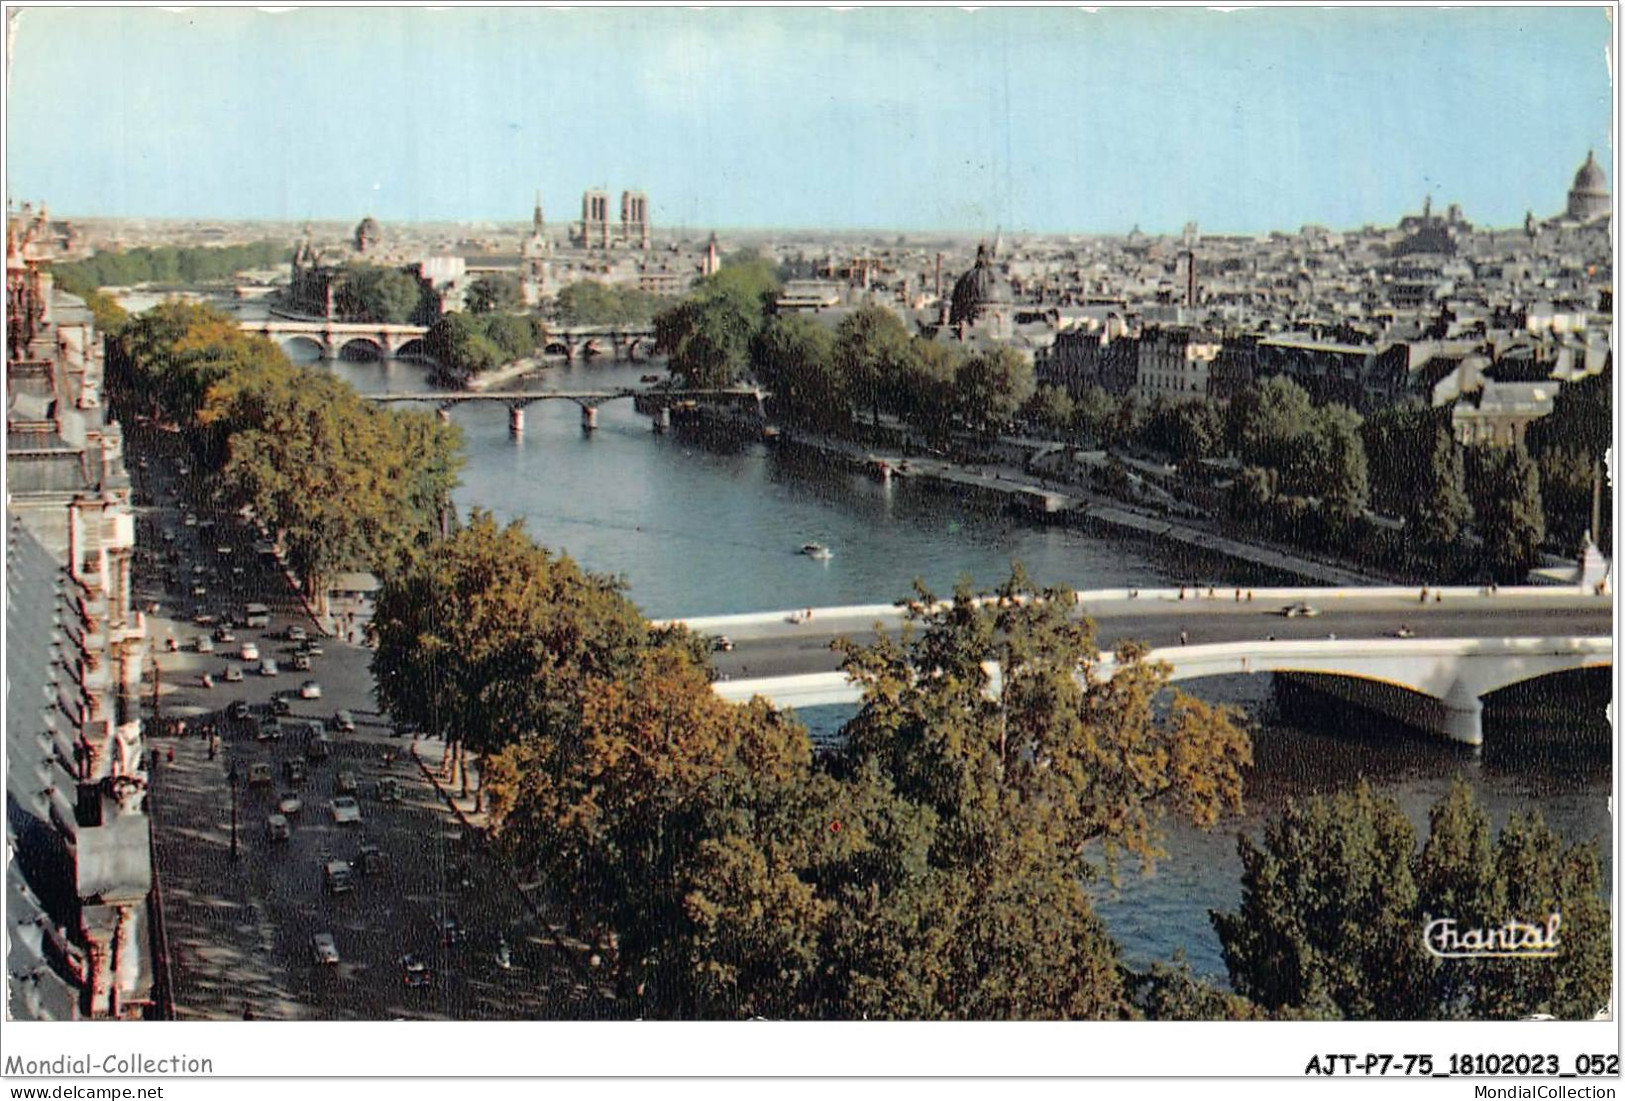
<box><xmin>337</xmin><ymin>337</ymin><xmax>385</xmax><ymax>361</ymax></box>
<box><xmin>276</xmin><ymin>334</ymin><xmax>326</xmax><ymax>362</ymax></box>
<box><xmin>394</xmin><ymin>338</ymin><xmax>432</xmax><ymax>362</ymax></box>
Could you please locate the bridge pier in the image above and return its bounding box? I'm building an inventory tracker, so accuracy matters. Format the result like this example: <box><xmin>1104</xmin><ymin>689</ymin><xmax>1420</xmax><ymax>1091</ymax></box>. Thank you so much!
<box><xmin>581</xmin><ymin>405</ymin><xmax>599</xmax><ymax>433</ymax></box>
<box><xmin>509</xmin><ymin>406</ymin><xmax>525</xmax><ymax>438</ymax></box>
<box><xmin>1437</xmin><ymin>690</ymin><xmax>1484</xmax><ymax>747</ymax></box>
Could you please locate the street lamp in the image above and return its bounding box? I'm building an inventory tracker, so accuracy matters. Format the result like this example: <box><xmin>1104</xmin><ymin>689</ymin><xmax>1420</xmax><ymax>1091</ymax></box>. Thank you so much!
<box><xmin>227</xmin><ymin>761</ymin><xmax>239</xmax><ymax>862</ymax></box>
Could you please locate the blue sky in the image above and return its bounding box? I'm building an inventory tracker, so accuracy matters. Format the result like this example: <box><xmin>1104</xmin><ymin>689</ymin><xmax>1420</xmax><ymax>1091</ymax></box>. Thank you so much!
<box><xmin>5</xmin><ymin>6</ymin><xmax>1613</xmax><ymax>234</ymax></box>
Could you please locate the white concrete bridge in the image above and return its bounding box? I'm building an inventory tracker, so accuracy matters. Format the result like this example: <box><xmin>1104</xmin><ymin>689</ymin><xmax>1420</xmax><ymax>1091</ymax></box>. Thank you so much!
<box><xmin>239</xmin><ymin>318</ymin><xmax>432</xmax><ymax>361</ymax></box>
<box><xmin>687</xmin><ymin>586</ymin><xmax>1612</xmax><ymax>747</ymax></box>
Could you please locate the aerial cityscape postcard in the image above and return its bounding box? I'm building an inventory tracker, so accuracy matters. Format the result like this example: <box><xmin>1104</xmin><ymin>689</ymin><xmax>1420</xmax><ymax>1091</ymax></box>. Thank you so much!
<box><xmin>2</xmin><ymin>2</ymin><xmax>1616</xmax><ymax>1085</ymax></box>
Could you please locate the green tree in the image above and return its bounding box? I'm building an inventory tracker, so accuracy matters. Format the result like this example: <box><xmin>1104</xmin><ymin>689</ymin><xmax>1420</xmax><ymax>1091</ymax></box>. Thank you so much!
<box><xmin>1410</xmin><ymin>428</ymin><xmax>1473</xmax><ymax>560</ymax></box>
<box><xmin>1468</xmin><ymin>445</ymin><xmax>1546</xmax><ymax>581</ymax></box>
<box><xmin>466</xmin><ymin>273</ymin><xmax>524</xmax><ymax>314</ymax></box>
<box><xmin>1310</xmin><ymin>403</ymin><xmax>1370</xmax><ymax>529</ymax></box>
<box><xmin>1071</xmin><ymin>385</ymin><xmax>1121</xmax><ymax>445</ymax></box>
<box><xmin>896</xmin><ymin>339</ymin><xmax>962</xmax><ymax>447</ymax></box>
<box><xmin>1537</xmin><ymin>448</ymin><xmax>1603</xmax><ymax>556</ymax></box>
<box><xmin>1227</xmin><ymin>375</ymin><xmax>1315</xmax><ymax>468</ymax></box>
<box><xmin>1214</xmin><ymin>784</ymin><xmax>1427</xmax><ymax>1018</ymax></box>
<box><xmin>335</xmin><ymin>264</ymin><xmax>421</xmax><ymax>324</ymax></box>
<box><xmin>425</xmin><ymin>312</ymin><xmax>503</xmax><ymax>378</ymax></box>
<box><xmin>1024</xmin><ymin>384</ymin><xmax>1076</xmax><ymax>438</ymax></box>
<box><xmin>478</xmin><ymin>311</ymin><xmax>538</xmax><ymax>360</ymax></box>
<box><xmin>953</xmin><ymin>347</ymin><xmax>1036</xmax><ymax>435</ymax></box>
<box><xmin>750</xmin><ymin>315</ymin><xmax>846</xmax><ymax>431</ymax></box>
<box><xmin>655</xmin><ymin>260</ymin><xmax>780</xmax><ymax>389</ymax></box>
<box><xmin>833</xmin><ymin>305</ymin><xmax>914</xmax><ymax>426</ymax></box>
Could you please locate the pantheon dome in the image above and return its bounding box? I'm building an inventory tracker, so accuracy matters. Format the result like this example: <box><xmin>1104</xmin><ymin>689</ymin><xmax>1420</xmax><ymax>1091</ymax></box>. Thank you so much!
<box><xmin>1566</xmin><ymin>150</ymin><xmax>1610</xmax><ymax>221</ymax></box>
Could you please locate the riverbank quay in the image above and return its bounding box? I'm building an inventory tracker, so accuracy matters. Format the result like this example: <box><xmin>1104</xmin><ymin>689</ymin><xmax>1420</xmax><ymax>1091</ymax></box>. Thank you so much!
<box><xmin>465</xmin><ymin>355</ymin><xmax>543</xmax><ymax>391</ymax></box>
<box><xmin>739</xmin><ymin>414</ymin><xmax>1385</xmax><ymax>587</ymax></box>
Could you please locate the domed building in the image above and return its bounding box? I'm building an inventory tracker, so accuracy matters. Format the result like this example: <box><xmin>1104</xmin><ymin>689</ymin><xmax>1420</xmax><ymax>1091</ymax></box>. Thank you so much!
<box><xmin>354</xmin><ymin>215</ymin><xmax>382</xmax><ymax>254</ymax></box>
<box><xmin>948</xmin><ymin>243</ymin><xmax>1013</xmax><ymax>336</ymax></box>
<box><xmin>1566</xmin><ymin>150</ymin><xmax>1609</xmax><ymax>222</ymax></box>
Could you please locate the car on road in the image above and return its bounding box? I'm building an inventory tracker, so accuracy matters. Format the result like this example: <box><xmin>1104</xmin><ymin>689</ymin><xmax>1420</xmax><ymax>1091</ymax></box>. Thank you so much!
<box><xmin>200</xmin><ymin>673</ymin><xmax>216</xmax><ymax>689</ymax></box>
<box><xmin>292</xmin><ymin>653</ymin><xmax>312</xmax><ymax>671</ymax></box>
<box><xmin>259</xmin><ymin>659</ymin><xmax>280</xmax><ymax>677</ymax></box>
<box><xmin>299</xmin><ymin>642</ymin><xmax>324</xmax><ymax>658</ymax></box>
<box><xmin>257</xmin><ymin>718</ymin><xmax>282</xmax><ymax>742</ymax></box>
<box><xmin>1281</xmin><ymin>602</ymin><xmax>1321</xmax><ymax>618</ymax></box>
<box><xmin>240</xmin><ymin>642</ymin><xmax>260</xmax><ymax>662</ymax></box>
<box><xmin>357</xmin><ymin>844</ymin><xmax>386</xmax><ymax>875</ymax></box>
<box><xmin>214</xmin><ymin>626</ymin><xmax>237</xmax><ymax>644</ymax></box>
<box><xmin>223</xmin><ymin>664</ymin><xmax>244</xmax><ymax>683</ymax></box>
<box><xmin>1392</xmin><ymin>625</ymin><xmax>1416</xmax><ymax>639</ymax></box>
<box><xmin>712</xmin><ymin>635</ymin><xmax>734</xmax><ymax>652</ymax></box>
<box><xmin>333</xmin><ymin>709</ymin><xmax>356</xmax><ymax>734</ymax></box>
<box><xmin>286</xmin><ymin>625</ymin><xmax>308</xmax><ymax>643</ymax></box>
<box><xmin>323</xmin><ymin>860</ymin><xmax>353</xmax><ymax>894</ymax></box>
<box><xmin>306</xmin><ymin>735</ymin><xmax>333</xmax><ymax>762</ymax></box>
<box><xmin>268</xmin><ymin>695</ymin><xmax>293</xmax><ymax>716</ymax></box>
<box><xmin>194</xmin><ymin>635</ymin><xmax>215</xmax><ymax>654</ymax></box>
<box><xmin>335</xmin><ymin>770</ymin><xmax>358</xmax><ymax>795</ymax></box>
<box><xmin>247</xmin><ymin>763</ymin><xmax>273</xmax><ymax>787</ymax></box>
<box><xmin>216</xmin><ymin>544</ymin><xmax>232</xmax><ymax>558</ymax></box>
<box><xmin>244</xmin><ymin>602</ymin><xmax>271</xmax><ymax>628</ymax></box>
<box><xmin>190</xmin><ymin>583</ymin><xmax>208</xmax><ymax>599</ymax></box>
<box><xmin>311</xmin><ymin>932</ymin><xmax>339</xmax><ymax>965</ymax></box>
<box><xmin>276</xmin><ymin>792</ymin><xmax>303</xmax><ymax>816</ymax></box>
<box><xmin>192</xmin><ymin>610</ymin><xmax>217</xmax><ymax>627</ymax></box>
<box><xmin>283</xmin><ymin>758</ymin><xmax>306</xmax><ymax>783</ymax></box>
<box><xmin>228</xmin><ymin>699</ymin><xmax>251</xmax><ymax>721</ymax></box>
<box><xmin>375</xmin><ymin>777</ymin><xmax>401</xmax><ymax>804</ymax></box>
<box><xmin>400</xmin><ymin>954</ymin><xmax>432</xmax><ymax>987</ymax></box>
<box><xmin>266</xmin><ymin>814</ymin><xmax>291</xmax><ymax>842</ymax></box>
<box><xmin>439</xmin><ymin>916</ymin><xmax>466</xmax><ymax>945</ymax></box>
<box><xmin>330</xmin><ymin>796</ymin><xmax>362</xmax><ymax>825</ymax></box>
<box><xmin>299</xmin><ymin>680</ymin><xmax>322</xmax><ymax>699</ymax></box>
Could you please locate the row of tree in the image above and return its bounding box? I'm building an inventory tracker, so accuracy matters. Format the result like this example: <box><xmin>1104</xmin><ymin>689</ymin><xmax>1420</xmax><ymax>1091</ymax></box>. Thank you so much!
<box><xmin>110</xmin><ymin>300</ymin><xmax>464</xmax><ymax>604</ymax></box>
<box><xmin>51</xmin><ymin>240</ymin><xmax>288</xmax><ymax>295</ymax></box>
<box><xmin>373</xmin><ymin>524</ymin><xmax>1252</xmax><ymax>1018</ymax></box>
<box><xmin>552</xmin><ymin>279</ymin><xmax>670</xmax><ymax>327</ymax></box>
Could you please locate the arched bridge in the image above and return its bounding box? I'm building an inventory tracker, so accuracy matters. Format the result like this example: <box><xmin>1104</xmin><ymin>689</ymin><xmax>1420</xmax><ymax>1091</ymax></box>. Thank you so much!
<box><xmin>679</xmin><ymin>586</ymin><xmax>1612</xmax><ymax>748</ymax></box>
<box><xmin>364</xmin><ymin>386</ymin><xmax>767</xmax><ymax>433</ymax></box>
<box><xmin>239</xmin><ymin>318</ymin><xmax>432</xmax><ymax>361</ymax></box>
<box><xmin>543</xmin><ymin>325</ymin><xmax>658</xmax><ymax>362</ymax></box>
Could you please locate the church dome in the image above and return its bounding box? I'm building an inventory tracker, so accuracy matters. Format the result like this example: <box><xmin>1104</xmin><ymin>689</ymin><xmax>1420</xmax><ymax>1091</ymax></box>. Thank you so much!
<box><xmin>948</xmin><ymin>243</ymin><xmax>1012</xmax><ymax>326</ymax></box>
<box><xmin>1566</xmin><ymin>151</ymin><xmax>1610</xmax><ymax>221</ymax></box>
<box><xmin>1572</xmin><ymin>150</ymin><xmax>1607</xmax><ymax>195</ymax></box>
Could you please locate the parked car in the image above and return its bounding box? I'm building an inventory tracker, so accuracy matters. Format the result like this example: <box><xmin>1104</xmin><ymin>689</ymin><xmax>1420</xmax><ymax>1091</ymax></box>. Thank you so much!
<box><xmin>228</xmin><ymin>699</ymin><xmax>251</xmax><ymax>721</ymax></box>
<box><xmin>276</xmin><ymin>792</ymin><xmax>303</xmax><ymax>816</ymax></box>
<box><xmin>299</xmin><ymin>681</ymin><xmax>322</xmax><ymax>699</ymax></box>
<box><xmin>329</xmin><ymin>796</ymin><xmax>362</xmax><ymax>825</ymax></box>
<box><xmin>240</xmin><ymin>642</ymin><xmax>260</xmax><ymax>662</ymax></box>
<box><xmin>223</xmin><ymin>664</ymin><xmax>244</xmax><ymax>683</ymax></box>
<box><xmin>323</xmin><ymin>860</ymin><xmax>353</xmax><ymax>895</ymax></box>
<box><xmin>194</xmin><ymin>635</ymin><xmax>215</xmax><ymax>654</ymax></box>
<box><xmin>286</xmin><ymin>625</ymin><xmax>308</xmax><ymax>643</ymax></box>
<box><xmin>247</xmin><ymin>763</ymin><xmax>273</xmax><ymax>787</ymax></box>
<box><xmin>439</xmin><ymin>915</ymin><xmax>466</xmax><ymax>945</ymax></box>
<box><xmin>258</xmin><ymin>718</ymin><xmax>283</xmax><ymax>742</ymax></box>
<box><xmin>268</xmin><ymin>695</ymin><xmax>293</xmax><ymax>717</ymax></box>
<box><xmin>243</xmin><ymin>602</ymin><xmax>271</xmax><ymax>628</ymax></box>
<box><xmin>375</xmin><ymin>777</ymin><xmax>402</xmax><ymax>804</ymax></box>
<box><xmin>282</xmin><ymin>758</ymin><xmax>305</xmax><ymax>784</ymax></box>
<box><xmin>333</xmin><ymin>709</ymin><xmax>356</xmax><ymax>734</ymax></box>
<box><xmin>335</xmin><ymin>770</ymin><xmax>358</xmax><ymax>795</ymax></box>
<box><xmin>266</xmin><ymin>814</ymin><xmax>291</xmax><ymax>842</ymax></box>
<box><xmin>306</xmin><ymin>735</ymin><xmax>332</xmax><ymax>762</ymax></box>
<box><xmin>259</xmin><ymin>659</ymin><xmax>280</xmax><ymax>677</ymax></box>
<box><xmin>310</xmin><ymin>932</ymin><xmax>339</xmax><ymax>965</ymax></box>
<box><xmin>292</xmin><ymin>653</ymin><xmax>312</xmax><ymax>671</ymax></box>
<box><xmin>214</xmin><ymin>626</ymin><xmax>237</xmax><ymax>644</ymax></box>
<box><xmin>199</xmin><ymin>673</ymin><xmax>216</xmax><ymax>689</ymax></box>
<box><xmin>357</xmin><ymin>844</ymin><xmax>386</xmax><ymax>875</ymax></box>
<box><xmin>1281</xmin><ymin>602</ymin><xmax>1321</xmax><ymax>618</ymax></box>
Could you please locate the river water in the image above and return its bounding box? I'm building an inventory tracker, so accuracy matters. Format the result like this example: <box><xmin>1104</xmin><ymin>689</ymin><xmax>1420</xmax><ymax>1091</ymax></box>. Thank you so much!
<box><xmin>313</xmin><ymin>347</ymin><xmax>1612</xmax><ymax>983</ymax></box>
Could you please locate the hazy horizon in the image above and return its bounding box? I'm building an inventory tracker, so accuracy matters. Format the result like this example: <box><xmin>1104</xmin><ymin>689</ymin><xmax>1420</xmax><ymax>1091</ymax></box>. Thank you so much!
<box><xmin>7</xmin><ymin>7</ymin><xmax>1613</xmax><ymax>236</ymax></box>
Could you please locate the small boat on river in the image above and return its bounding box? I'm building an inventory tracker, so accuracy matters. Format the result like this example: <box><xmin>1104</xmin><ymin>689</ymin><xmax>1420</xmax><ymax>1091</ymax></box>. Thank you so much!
<box><xmin>800</xmin><ymin>542</ymin><xmax>834</xmax><ymax>560</ymax></box>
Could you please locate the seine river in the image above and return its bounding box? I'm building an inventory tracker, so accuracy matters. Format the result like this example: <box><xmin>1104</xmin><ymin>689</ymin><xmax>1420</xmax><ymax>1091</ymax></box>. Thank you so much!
<box><xmin>315</xmin><ymin>348</ymin><xmax>1611</xmax><ymax>982</ymax></box>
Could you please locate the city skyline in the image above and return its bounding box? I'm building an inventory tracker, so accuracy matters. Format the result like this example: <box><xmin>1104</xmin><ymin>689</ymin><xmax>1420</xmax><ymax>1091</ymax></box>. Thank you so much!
<box><xmin>5</xmin><ymin>6</ymin><xmax>1615</xmax><ymax>236</ymax></box>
